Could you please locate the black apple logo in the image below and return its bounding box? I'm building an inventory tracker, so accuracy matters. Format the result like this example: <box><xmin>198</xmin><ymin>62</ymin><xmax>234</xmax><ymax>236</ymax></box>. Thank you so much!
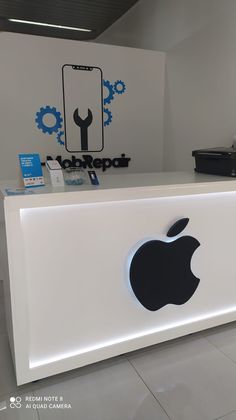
<box><xmin>129</xmin><ymin>218</ymin><xmax>200</xmax><ymax>311</ymax></box>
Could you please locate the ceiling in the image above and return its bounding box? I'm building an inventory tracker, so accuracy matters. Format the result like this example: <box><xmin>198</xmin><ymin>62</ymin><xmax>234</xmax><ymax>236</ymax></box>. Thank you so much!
<box><xmin>0</xmin><ymin>0</ymin><xmax>139</xmax><ymax>41</ymax></box>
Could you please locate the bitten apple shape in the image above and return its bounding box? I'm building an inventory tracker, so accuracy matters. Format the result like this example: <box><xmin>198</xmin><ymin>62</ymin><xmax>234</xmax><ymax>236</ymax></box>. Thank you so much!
<box><xmin>129</xmin><ymin>218</ymin><xmax>200</xmax><ymax>311</ymax></box>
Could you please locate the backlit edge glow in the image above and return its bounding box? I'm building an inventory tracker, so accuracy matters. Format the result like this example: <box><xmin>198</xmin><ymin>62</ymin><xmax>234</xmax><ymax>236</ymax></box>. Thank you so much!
<box><xmin>8</xmin><ymin>18</ymin><xmax>92</xmax><ymax>32</ymax></box>
<box><xmin>20</xmin><ymin>189</ymin><xmax>236</xmax><ymax>216</ymax></box>
<box><xmin>30</xmin><ymin>305</ymin><xmax>236</xmax><ymax>369</ymax></box>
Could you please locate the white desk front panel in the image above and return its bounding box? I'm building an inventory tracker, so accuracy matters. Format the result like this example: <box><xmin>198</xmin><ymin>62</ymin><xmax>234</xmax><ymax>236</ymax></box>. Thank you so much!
<box><xmin>4</xmin><ymin>188</ymin><xmax>236</xmax><ymax>384</ymax></box>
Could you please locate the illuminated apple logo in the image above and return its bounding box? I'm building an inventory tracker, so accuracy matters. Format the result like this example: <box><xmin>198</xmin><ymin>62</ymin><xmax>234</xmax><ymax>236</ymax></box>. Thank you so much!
<box><xmin>129</xmin><ymin>218</ymin><xmax>200</xmax><ymax>311</ymax></box>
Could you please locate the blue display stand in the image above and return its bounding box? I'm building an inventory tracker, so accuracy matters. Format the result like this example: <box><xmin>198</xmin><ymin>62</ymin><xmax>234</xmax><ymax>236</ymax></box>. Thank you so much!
<box><xmin>19</xmin><ymin>154</ymin><xmax>44</xmax><ymax>188</ymax></box>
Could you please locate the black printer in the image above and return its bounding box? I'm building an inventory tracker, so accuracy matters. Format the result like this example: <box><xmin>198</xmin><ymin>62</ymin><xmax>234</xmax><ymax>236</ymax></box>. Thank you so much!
<box><xmin>192</xmin><ymin>147</ymin><xmax>236</xmax><ymax>177</ymax></box>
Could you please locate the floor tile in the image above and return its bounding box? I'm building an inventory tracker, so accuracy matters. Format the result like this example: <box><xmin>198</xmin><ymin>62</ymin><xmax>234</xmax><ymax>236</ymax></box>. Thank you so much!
<box><xmin>0</xmin><ymin>333</ymin><xmax>18</xmax><ymax>398</ymax></box>
<box><xmin>0</xmin><ymin>281</ymin><xmax>7</xmax><ymax>335</ymax></box>
<box><xmin>203</xmin><ymin>322</ymin><xmax>236</xmax><ymax>363</ymax></box>
<box><xmin>127</xmin><ymin>335</ymin><xmax>236</xmax><ymax>420</ymax></box>
<box><xmin>0</xmin><ymin>393</ymin><xmax>38</xmax><ymax>419</ymax></box>
<box><xmin>32</xmin><ymin>356</ymin><xmax>170</xmax><ymax>420</ymax></box>
<box><xmin>0</xmin><ymin>280</ymin><xmax>3</xmax><ymax>297</ymax></box>
<box><xmin>0</xmin><ymin>307</ymin><xmax>6</xmax><ymax>335</ymax></box>
<box><xmin>0</xmin><ymin>299</ymin><xmax>7</xmax><ymax>336</ymax></box>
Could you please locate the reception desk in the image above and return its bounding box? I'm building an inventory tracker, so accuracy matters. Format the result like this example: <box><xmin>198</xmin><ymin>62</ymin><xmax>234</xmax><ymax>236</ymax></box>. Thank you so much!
<box><xmin>1</xmin><ymin>171</ymin><xmax>236</xmax><ymax>385</ymax></box>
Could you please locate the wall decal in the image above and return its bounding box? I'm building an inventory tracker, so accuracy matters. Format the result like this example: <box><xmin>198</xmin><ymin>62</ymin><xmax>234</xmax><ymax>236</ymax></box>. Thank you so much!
<box><xmin>129</xmin><ymin>219</ymin><xmax>200</xmax><ymax>311</ymax></box>
<box><xmin>62</xmin><ymin>65</ymin><xmax>104</xmax><ymax>153</ymax></box>
<box><xmin>103</xmin><ymin>79</ymin><xmax>126</xmax><ymax>127</ymax></box>
<box><xmin>2</xmin><ymin>34</ymin><xmax>165</xmax><ymax>179</ymax></box>
<box><xmin>103</xmin><ymin>79</ymin><xmax>115</xmax><ymax>105</ymax></box>
<box><xmin>114</xmin><ymin>80</ymin><xmax>126</xmax><ymax>95</ymax></box>
<box><xmin>35</xmin><ymin>79</ymin><xmax>127</xmax><ymax>144</ymax></box>
<box><xmin>35</xmin><ymin>106</ymin><xmax>63</xmax><ymax>135</ymax></box>
<box><xmin>103</xmin><ymin>108</ymin><xmax>112</xmax><ymax>127</ymax></box>
<box><xmin>73</xmin><ymin>108</ymin><xmax>93</xmax><ymax>151</ymax></box>
<box><xmin>56</xmin><ymin>130</ymin><xmax>65</xmax><ymax>146</ymax></box>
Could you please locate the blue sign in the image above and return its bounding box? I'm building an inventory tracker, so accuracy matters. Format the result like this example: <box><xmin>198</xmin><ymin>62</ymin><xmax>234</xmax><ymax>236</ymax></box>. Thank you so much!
<box><xmin>19</xmin><ymin>154</ymin><xmax>44</xmax><ymax>188</ymax></box>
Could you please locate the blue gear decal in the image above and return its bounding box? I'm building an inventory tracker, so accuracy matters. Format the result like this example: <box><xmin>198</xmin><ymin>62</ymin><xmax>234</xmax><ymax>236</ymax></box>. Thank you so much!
<box><xmin>35</xmin><ymin>106</ymin><xmax>63</xmax><ymax>135</ymax></box>
<box><xmin>103</xmin><ymin>108</ymin><xmax>112</xmax><ymax>127</ymax></box>
<box><xmin>114</xmin><ymin>80</ymin><xmax>126</xmax><ymax>95</ymax></box>
<box><xmin>103</xmin><ymin>80</ymin><xmax>115</xmax><ymax>105</ymax></box>
<box><xmin>56</xmin><ymin>130</ymin><xmax>65</xmax><ymax>145</ymax></box>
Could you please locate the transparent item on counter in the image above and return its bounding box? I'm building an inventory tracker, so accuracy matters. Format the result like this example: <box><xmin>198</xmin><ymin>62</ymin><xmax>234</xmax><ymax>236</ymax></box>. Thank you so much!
<box><xmin>63</xmin><ymin>167</ymin><xmax>86</xmax><ymax>185</ymax></box>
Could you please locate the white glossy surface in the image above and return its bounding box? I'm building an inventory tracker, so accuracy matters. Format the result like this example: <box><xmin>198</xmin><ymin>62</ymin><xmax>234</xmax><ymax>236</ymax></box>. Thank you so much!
<box><xmin>19</xmin><ymin>193</ymin><xmax>236</xmax><ymax>368</ymax></box>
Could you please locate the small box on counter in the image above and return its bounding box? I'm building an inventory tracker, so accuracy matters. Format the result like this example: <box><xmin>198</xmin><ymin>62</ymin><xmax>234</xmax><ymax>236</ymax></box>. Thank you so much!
<box><xmin>192</xmin><ymin>147</ymin><xmax>236</xmax><ymax>177</ymax></box>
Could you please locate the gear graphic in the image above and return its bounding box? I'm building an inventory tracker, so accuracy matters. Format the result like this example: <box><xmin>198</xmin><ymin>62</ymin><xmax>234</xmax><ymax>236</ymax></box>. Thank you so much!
<box><xmin>114</xmin><ymin>80</ymin><xmax>126</xmax><ymax>95</ymax></box>
<box><xmin>35</xmin><ymin>106</ymin><xmax>63</xmax><ymax>135</ymax></box>
<box><xmin>103</xmin><ymin>80</ymin><xmax>115</xmax><ymax>105</ymax></box>
<box><xmin>56</xmin><ymin>130</ymin><xmax>65</xmax><ymax>145</ymax></box>
<box><xmin>103</xmin><ymin>108</ymin><xmax>112</xmax><ymax>126</ymax></box>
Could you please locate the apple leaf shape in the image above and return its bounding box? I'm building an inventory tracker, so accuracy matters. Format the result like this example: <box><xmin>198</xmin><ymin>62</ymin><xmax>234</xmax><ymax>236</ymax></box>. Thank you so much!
<box><xmin>167</xmin><ymin>218</ymin><xmax>189</xmax><ymax>238</ymax></box>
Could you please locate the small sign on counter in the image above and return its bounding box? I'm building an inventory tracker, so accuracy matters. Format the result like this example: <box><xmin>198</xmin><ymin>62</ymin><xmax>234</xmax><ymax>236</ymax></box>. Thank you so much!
<box><xmin>19</xmin><ymin>154</ymin><xmax>44</xmax><ymax>188</ymax></box>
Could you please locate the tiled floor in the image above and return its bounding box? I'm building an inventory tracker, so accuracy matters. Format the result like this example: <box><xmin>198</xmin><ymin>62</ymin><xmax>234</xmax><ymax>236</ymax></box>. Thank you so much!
<box><xmin>1</xmin><ymin>280</ymin><xmax>236</xmax><ymax>420</ymax></box>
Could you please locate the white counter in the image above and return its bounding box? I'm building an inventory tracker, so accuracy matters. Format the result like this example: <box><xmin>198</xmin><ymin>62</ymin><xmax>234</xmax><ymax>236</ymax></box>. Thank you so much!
<box><xmin>1</xmin><ymin>171</ymin><xmax>236</xmax><ymax>384</ymax></box>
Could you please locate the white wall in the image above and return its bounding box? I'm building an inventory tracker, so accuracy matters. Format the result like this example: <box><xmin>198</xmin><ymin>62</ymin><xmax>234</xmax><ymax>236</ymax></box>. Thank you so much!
<box><xmin>164</xmin><ymin>1</ymin><xmax>236</xmax><ymax>170</ymax></box>
<box><xmin>98</xmin><ymin>0</ymin><xmax>236</xmax><ymax>171</ymax></box>
<box><xmin>0</xmin><ymin>33</ymin><xmax>165</xmax><ymax>180</ymax></box>
<box><xmin>1</xmin><ymin>2</ymin><xmax>235</xmax><ymax>178</ymax></box>
<box><xmin>97</xmin><ymin>0</ymin><xmax>223</xmax><ymax>52</ymax></box>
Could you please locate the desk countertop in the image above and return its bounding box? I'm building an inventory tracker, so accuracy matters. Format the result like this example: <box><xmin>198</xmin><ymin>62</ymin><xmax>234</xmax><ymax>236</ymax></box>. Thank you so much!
<box><xmin>1</xmin><ymin>171</ymin><xmax>236</xmax><ymax>205</ymax></box>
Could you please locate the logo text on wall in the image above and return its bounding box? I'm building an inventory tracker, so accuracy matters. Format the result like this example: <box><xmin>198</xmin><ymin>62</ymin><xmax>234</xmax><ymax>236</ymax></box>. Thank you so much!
<box><xmin>45</xmin><ymin>154</ymin><xmax>131</xmax><ymax>172</ymax></box>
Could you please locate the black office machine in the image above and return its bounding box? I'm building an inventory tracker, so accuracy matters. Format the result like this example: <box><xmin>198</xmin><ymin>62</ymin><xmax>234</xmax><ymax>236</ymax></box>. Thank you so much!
<box><xmin>192</xmin><ymin>147</ymin><xmax>236</xmax><ymax>177</ymax></box>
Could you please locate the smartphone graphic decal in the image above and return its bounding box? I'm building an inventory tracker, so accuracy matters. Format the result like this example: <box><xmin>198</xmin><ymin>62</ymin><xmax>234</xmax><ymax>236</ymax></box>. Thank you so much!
<box><xmin>62</xmin><ymin>65</ymin><xmax>104</xmax><ymax>153</ymax></box>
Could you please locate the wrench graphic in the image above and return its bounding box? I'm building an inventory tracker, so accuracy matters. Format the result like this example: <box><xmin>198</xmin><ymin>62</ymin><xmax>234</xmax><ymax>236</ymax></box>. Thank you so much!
<box><xmin>73</xmin><ymin>108</ymin><xmax>93</xmax><ymax>151</ymax></box>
